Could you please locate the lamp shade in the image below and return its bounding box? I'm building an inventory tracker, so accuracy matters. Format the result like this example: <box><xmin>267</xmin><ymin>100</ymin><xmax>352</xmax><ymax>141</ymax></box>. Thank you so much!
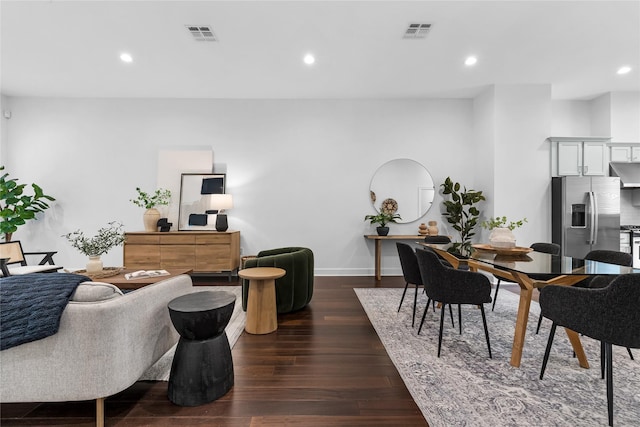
<box><xmin>209</xmin><ymin>194</ymin><xmax>233</xmax><ymax>211</ymax></box>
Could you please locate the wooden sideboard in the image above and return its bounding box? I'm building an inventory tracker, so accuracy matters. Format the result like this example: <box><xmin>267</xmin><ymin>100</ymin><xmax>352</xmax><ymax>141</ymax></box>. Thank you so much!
<box><xmin>123</xmin><ymin>231</ymin><xmax>240</xmax><ymax>277</ymax></box>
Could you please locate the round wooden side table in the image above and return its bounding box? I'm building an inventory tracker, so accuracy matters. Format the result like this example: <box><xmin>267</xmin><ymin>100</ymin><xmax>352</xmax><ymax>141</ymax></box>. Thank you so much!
<box><xmin>167</xmin><ymin>290</ymin><xmax>236</xmax><ymax>406</ymax></box>
<box><xmin>238</xmin><ymin>267</ymin><xmax>286</xmax><ymax>334</ymax></box>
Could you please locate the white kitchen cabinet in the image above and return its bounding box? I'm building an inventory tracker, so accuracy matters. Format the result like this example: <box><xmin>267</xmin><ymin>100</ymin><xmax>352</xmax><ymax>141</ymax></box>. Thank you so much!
<box><xmin>557</xmin><ymin>140</ymin><xmax>607</xmax><ymax>176</ymax></box>
<box><xmin>610</xmin><ymin>145</ymin><xmax>640</xmax><ymax>162</ymax></box>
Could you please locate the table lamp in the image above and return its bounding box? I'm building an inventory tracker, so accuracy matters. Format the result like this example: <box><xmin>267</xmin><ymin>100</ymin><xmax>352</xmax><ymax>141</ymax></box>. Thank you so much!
<box><xmin>209</xmin><ymin>194</ymin><xmax>233</xmax><ymax>232</ymax></box>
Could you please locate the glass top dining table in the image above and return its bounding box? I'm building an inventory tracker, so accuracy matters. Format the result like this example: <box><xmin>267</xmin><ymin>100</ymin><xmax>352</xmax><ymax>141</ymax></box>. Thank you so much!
<box><xmin>470</xmin><ymin>249</ymin><xmax>638</xmax><ymax>277</ymax></box>
<box><xmin>424</xmin><ymin>244</ymin><xmax>639</xmax><ymax>368</ymax></box>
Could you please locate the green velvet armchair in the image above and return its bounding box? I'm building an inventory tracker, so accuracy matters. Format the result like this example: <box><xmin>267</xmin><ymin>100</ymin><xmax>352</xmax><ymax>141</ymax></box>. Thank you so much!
<box><xmin>241</xmin><ymin>247</ymin><xmax>314</xmax><ymax>313</ymax></box>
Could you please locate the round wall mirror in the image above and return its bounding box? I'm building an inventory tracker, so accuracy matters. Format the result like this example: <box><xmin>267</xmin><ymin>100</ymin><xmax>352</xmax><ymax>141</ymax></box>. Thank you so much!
<box><xmin>369</xmin><ymin>159</ymin><xmax>435</xmax><ymax>223</ymax></box>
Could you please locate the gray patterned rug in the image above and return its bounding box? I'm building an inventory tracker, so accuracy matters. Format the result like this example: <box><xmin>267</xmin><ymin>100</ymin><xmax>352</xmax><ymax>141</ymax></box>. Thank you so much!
<box><xmin>139</xmin><ymin>285</ymin><xmax>245</xmax><ymax>381</ymax></box>
<box><xmin>355</xmin><ymin>287</ymin><xmax>639</xmax><ymax>427</ymax></box>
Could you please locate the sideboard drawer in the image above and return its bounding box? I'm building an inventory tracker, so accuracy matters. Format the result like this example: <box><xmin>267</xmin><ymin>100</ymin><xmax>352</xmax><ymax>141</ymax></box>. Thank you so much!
<box><xmin>160</xmin><ymin>234</ymin><xmax>196</xmax><ymax>245</ymax></box>
<box><xmin>196</xmin><ymin>234</ymin><xmax>231</xmax><ymax>244</ymax></box>
<box><xmin>126</xmin><ymin>234</ymin><xmax>160</xmax><ymax>244</ymax></box>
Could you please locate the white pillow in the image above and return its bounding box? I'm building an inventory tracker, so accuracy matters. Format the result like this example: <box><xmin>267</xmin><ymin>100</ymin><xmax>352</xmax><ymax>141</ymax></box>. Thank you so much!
<box><xmin>71</xmin><ymin>281</ymin><xmax>124</xmax><ymax>302</ymax></box>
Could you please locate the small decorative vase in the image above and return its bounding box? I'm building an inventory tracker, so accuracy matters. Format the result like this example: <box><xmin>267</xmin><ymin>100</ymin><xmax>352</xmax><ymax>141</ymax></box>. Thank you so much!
<box><xmin>418</xmin><ymin>223</ymin><xmax>428</xmax><ymax>235</ymax></box>
<box><xmin>427</xmin><ymin>220</ymin><xmax>439</xmax><ymax>236</ymax></box>
<box><xmin>86</xmin><ymin>255</ymin><xmax>103</xmax><ymax>274</ymax></box>
<box><xmin>376</xmin><ymin>226</ymin><xmax>389</xmax><ymax>236</ymax></box>
<box><xmin>143</xmin><ymin>208</ymin><xmax>161</xmax><ymax>232</ymax></box>
<box><xmin>489</xmin><ymin>227</ymin><xmax>516</xmax><ymax>248</ymax></box>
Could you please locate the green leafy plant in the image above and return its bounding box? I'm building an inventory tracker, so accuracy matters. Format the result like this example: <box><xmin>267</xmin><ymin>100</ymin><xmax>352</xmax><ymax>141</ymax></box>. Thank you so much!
<box><xmin>130</xmin><ymin>187</ymin><xmax>171</xmax><ymax>209</ymax></box>
<box><xmin>63</xmin><ymin>222</ymin><xmax>125</xmax><ymax>256</ymax></box>
<box><xmin>481</xmin><ymin>216</ymin><xmax>528</xmax><ymax>231</ymax></box>
<box><xmin>441</xmin><ymin>176</ymin><xmax>485</xmax><ymax>256</ymax></box>
<box><xmin>0</xmin><ymin>166</ymin><xmax>55</xmax><ymax>241</ymax></box>
<box><xmin>364</xmin><ymin>212</ymin><xmax>402</xmax><ymax>228</ymax></box>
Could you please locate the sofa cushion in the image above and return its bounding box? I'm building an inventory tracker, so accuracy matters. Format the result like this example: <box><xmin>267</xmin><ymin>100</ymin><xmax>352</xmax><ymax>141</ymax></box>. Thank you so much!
<box><xmin>71</xmin><ymin>282</ymin><xmax>123</xmax><ymax>302</ymax></box>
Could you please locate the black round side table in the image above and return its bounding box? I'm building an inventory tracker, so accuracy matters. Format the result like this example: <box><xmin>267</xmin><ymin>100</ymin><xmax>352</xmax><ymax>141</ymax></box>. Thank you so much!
<box><xmin>167</xmin><ymin>290</ymin><xmax>236</xmax><ymax>406</ymax></box>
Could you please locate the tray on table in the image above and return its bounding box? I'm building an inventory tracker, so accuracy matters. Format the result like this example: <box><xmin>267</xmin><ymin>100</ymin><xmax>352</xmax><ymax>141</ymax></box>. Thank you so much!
<box><xmin>471</xmin><ymin>244</ymin><xmax>533</xmax><ymax>256</ymax></box>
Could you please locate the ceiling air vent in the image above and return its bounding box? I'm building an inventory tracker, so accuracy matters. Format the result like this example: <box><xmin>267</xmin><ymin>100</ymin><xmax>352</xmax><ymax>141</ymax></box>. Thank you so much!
<box><xmin>403</xmin><ymin>23</ymin><xmax>431</xmax><ymax>39</ymax></box>
<box><xmin>186</xmin><ymin>25</ymin><xmax>218</xmax><ymax>42</ymax></box>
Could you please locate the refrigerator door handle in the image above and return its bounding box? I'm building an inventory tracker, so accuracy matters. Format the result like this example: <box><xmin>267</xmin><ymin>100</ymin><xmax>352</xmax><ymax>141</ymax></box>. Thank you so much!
<box><xmin>588</xmin><ymin>191</ymin><xmax>597</xmax><ymax>245</ymax></box>
<box><xmin>592</xmin><ymin>191</ymin><xmax>598</xmax><ymax>245</ymax></box>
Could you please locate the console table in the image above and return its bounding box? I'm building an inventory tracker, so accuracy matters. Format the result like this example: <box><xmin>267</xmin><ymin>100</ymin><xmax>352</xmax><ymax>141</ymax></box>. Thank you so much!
<box><xmin>364</xmin><ymin>235</ymin><xmax>424</xmax><ymax>280</ymax></box>
<box><xmin>123</xmin><ymin>231</ymin><xmax>240</xmax><ymax>277</ymax></box>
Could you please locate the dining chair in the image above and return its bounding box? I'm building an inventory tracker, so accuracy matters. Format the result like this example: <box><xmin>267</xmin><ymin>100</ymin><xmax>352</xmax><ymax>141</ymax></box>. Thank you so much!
<box><xmin>396</xmin><ymin>242</ymin><xmax>427</xmax><ymax>327</ymax></box>
<box><xmin>539</xmin><ymin>274</ymin><xmax>640</xmax><ymax>426</ymax></box>
<box><xmin>415</xmin><ymin>249</ymin><xmax>493</xmax><ymax>358</ymax></box>
<box><xmin>579</xmin><ymin>250</ymin><xmax>633</xmax><ymax>289</ymax></box>
<box><xmin>492</xmin><ymin>242</ymin><xmax>560</xmax><ymax>312</ymax></box>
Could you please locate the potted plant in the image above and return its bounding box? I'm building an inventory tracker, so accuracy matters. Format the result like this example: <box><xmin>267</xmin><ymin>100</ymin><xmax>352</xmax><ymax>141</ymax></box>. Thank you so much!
<box><xmin>441</xmin><ymin>176</ymin><xmax>485</xmax><ymax>256</ymax></box>
<box><xmin>481</xmin><ymin>216</ymin><xmax>527</xmax><ymax>248</ymax></box>
<box><xmin>364</xmin><ymin>212</ymin><xmax>401</xmax><ymax>236</ymax></box>
<box><xmin>0</xmin><ymin>166</ymin><xmax>55</xmax><ymax>241</ymax></box>
<box><xmin>130</xmin><ymin>187</ymin><xmax>171</xmax><ymax>232</ymax></box>
<box><xmin>63</xmin><ymin>222</ymin><xmax>125</xmax><ymax>273</ymax></box>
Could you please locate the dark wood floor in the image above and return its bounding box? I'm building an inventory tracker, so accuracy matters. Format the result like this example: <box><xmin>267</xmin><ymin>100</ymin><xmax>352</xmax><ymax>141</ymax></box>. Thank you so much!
<box><xmin>3</xmin><ymin>275</ymin><xmax>475</xmax><ymax>426</ymax></box>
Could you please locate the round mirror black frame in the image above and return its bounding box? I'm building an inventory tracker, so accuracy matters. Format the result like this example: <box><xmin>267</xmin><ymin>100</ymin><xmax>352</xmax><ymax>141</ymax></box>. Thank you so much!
<box><xmin>369</xmin><ymin>159</ymin><xmax>435</xmax><ymax>224</ymax></box>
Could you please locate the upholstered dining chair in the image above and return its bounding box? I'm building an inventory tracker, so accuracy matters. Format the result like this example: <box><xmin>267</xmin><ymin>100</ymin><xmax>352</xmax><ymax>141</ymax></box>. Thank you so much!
<box><xmin>415</xmin><ymin>249</ymin><xmax>493</xmax><ymax>358</ymax></box>
<box><xmin>492</xmin><ymin>242</ymin><xmax>561</xmax><ymax>311</ymax></box>
<box><xmin>579</xmin><ymin>250</ymin><xmax>633</xmax><ymax>289</ymax></box>
<box><xmin>396</xmin><ymin>242</ymin><xmax>426</xmax><ymax>327</ymax></box>
<box><xmin>539</xmin><ymin>274</ymin><xmax>640</xmax><ymax>426</ymax></box>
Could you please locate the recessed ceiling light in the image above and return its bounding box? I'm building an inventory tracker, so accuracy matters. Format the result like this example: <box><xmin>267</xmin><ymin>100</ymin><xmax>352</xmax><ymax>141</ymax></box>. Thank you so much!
<box><xmin>303</xmin><ymin>53</ymin><xmax>315</xmax><ymax>65</ymax></box>
<box><xmin>617</xmin><ymin>66</ymin><xmax>632</xmax><ymax>75</ymax></box>
<box><xmin>464</xmin><ymin>56</ymin><xmax>478</xmax><ymax>66</ymax></box>
<box><xmin>120</xmin><ymin>53</ymin><xmax>133</xmax><ymax>63</ymax></box>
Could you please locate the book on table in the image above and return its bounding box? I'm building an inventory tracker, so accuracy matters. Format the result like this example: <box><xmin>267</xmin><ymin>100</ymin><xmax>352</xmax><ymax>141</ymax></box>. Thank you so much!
<box><xmin>124</xmin><ymin>270</ymin><xmax>170</xmax><ymax>280</ymax></box>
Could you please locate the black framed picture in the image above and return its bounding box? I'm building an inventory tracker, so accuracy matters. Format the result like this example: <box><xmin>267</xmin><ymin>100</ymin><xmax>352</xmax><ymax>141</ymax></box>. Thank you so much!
<box><xmin>178</xmin><ymin>173</ymin><xmax>225</xmax><ymax>230</ymax></box>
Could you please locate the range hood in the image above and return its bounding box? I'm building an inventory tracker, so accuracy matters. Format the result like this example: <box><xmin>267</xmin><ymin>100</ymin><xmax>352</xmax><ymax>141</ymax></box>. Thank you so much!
<box><xmin>609</xmin><ymin>162</ymin><xmax>640</xmax><ymax>188</ymax></box>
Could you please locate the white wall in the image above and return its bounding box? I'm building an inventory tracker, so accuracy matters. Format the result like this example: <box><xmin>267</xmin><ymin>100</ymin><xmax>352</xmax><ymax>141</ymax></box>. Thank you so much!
<box><xmin>610</xmin><ymin>92</ymin><xmax>640</xmax><ymax>142</ymax></box>
<box><xmin>473</xmin><ymin>85</ymin><xmax>553</xmax><ymax>246</ymax></box>
<box><xmin>3</xmin><ymin>97</ymin><xmax>480</xmax><ymax>275</ymax></box>
<box><xmin>6</xmin><ymin>92</ymin><xmax>625</xmax><ymax>276</ymax></box>
<box><xmin>551</xmin><ymin>100</ymin><xmax>591</xmax><ymax>136</ymax></box>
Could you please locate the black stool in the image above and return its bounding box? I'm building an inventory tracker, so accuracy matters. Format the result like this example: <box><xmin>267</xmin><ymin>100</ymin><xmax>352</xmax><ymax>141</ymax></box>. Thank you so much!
<box><xmin>167</xmin><ymin>290</ymin><xmax>236</xmax><ymax>406</ymax></box>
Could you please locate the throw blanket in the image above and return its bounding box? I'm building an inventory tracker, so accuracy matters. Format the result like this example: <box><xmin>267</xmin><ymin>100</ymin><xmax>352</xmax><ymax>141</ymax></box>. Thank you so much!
<box><xmin>0</xmin><ymin>273</ymin><xmax>90</xmax><ymax>350</ymax></box>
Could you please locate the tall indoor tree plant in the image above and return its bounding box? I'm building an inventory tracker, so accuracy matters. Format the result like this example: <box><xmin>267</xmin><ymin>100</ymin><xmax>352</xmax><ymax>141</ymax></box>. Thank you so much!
<box><xmin>441</xmin><ymin>176</ymin><xmax>485</xmax><ymax>256</ymax></box>
<box><xmin>0</xmin><ymin>166</ymin><xmax>55</xmax><ymax>241</ymax></box>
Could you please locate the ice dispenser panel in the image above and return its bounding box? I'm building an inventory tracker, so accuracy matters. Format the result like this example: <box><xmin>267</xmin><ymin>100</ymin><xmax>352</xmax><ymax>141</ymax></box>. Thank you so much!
<box><xmin>571</xmin><ymin>204</ymin><xmax>586</xmax><ymax>227</ymax></box>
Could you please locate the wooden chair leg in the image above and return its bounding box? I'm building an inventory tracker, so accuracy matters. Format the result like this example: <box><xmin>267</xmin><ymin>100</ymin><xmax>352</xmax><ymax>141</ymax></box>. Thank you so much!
<box><xmin>96</xmin><ymin>397</ymin><xmax>105</xmax><ymax>427</ymax></box>
<box><xmin>458</xmin><ymin>304</ymin><xmax>462</xmax><ymax>335</ymax></box>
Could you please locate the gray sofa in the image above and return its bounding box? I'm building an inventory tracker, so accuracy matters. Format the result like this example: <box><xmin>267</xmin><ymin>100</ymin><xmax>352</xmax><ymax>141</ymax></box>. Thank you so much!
<box><xmin>0</xmin><ymin>274</ymin><xmax>194</xmax><ymax>427</ymax></box>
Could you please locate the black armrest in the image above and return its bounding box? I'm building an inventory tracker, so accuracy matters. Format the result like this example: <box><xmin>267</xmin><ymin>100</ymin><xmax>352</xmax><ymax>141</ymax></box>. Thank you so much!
<box><xmin>0</xmin><ymin>258</ymin><xmax>10</xmax><ymax>276</ymax></box>
<box><xmin>23</xmin><ymin>251</ymin><xmax>57</xmax><ymax>265</ymax></box>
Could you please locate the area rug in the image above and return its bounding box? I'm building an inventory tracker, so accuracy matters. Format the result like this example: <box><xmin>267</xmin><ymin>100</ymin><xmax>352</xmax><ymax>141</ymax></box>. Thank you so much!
<box><xmin>355</xmin><ymin>287</ymin><xmax>639</xmax><ymax>427</ymax></box>
<box><xmin>139</xmin><ymin>285</ymin><xmax>245</xmax><ymax>381</ymax></box>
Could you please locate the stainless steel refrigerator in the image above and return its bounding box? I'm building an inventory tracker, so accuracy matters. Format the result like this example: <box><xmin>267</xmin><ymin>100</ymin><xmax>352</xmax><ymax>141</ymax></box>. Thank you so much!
<box><xmin>552</xmin><ymin>176</ymin><xmax>621</xmax><ymax>258</ymax></box>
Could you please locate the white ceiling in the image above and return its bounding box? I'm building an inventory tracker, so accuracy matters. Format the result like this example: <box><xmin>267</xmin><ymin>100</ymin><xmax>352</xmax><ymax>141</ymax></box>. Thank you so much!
<box><xmin>1</xmin><ymin>0</ymin><xmax>639</xmax><ymax>100</ymax></box>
